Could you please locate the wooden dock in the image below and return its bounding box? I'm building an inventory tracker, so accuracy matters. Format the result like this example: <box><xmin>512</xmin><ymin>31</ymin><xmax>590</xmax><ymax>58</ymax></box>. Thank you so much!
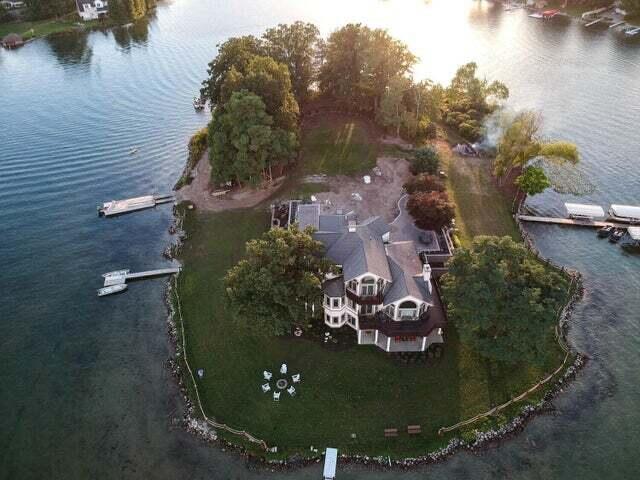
<box><xmin>99</xmin><ymin>194</ymin><xmax>175</xmax><ymax>217</ymax></box>
<box><xmin>103</xmin><ymin>267</ymin><xmax>181</xmax><ymax>287</ymax></box>
<box><xmin>517</xmin><ymin>215</ymin><xmax>628</xmax><ymax>228</ymax></box>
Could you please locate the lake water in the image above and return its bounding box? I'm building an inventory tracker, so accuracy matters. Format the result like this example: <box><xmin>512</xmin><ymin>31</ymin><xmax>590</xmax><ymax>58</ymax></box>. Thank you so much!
<box><xmin>1</xmin><ymin>0</ymin><xmax>639</xmax><ymax>478</ymax></box>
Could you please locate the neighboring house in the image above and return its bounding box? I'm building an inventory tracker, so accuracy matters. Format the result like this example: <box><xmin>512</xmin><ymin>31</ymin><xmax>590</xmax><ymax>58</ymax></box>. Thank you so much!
<box><xmin>295</xmin><ymin>203</ymin><xmax>446</xmax><ymax>353</ymax></box>
<box><xmin>0</xmin><ymin>1</ymin><xmax>25</xmax><ymax>8</ymax></box>
<box><xmin>75</xmin><ymin>0</ymin><xmax>109</xmax><ymax>21</ymax></box>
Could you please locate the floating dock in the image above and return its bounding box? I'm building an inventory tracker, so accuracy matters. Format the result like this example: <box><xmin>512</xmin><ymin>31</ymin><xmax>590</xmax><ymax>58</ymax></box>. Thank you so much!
<box><xmin>102</xmin><ymin>267</ymin><xmax>181</xmax><ymax>287</ymax></box>
<box><xmin>517</xmin><ymin>215</ymin><xmax>628</xmax><ymax>228</ymax></box>
<box><xmin>98</xmin><ymin>194</ymin><xmax>175</xmax><ymax>217</ymax></box>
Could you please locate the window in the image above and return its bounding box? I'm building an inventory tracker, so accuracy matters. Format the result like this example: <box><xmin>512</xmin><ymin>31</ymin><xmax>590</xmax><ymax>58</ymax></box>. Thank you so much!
<box><xmin>332</xmin><ymin>316</ymin><xmax>339</xmax><ymax>325</ymax></box>
<box><xmin>385</xmin><ymin>305</ymin><xmax>395</xmax><ymax>319</ymax></box>
<box><xmin>332</xmin><ymin>298</ymin><xmax>340</xmax><ymax>308</ymax></box>
<box><xmin>361</xmin><ymin>277</ymin><xmax>376</xmax><ymax>296</ymax></box>
<box><xmin>398</xmin><ymin>300</ymin><xmax>418</xmax><ymax>320</ymax></box>
<box><xmin>348</xmin><ymin>315</ymin><xmax>356</xmax><ymax>327</ymax></box>
<box><xmin>341</xmin><ymin>314</ymin><xmax>346</xmax><ymax>322</ymax></box>
<box><xmin>325</xmin><ymin>314</ymin><xmax>330</xmax><ymax>323</ymax></box>
<box><xmin>325</xmin><ymin>296</ymin><xmax>330</xmax><ymax>307</ymax></box>
<box><xmin>360</xmin><ymin>304</ymin><xmax>374</xmax><ymax>315</ymax></box>
<box><xmin>348</xmin><ymin>298</ymin><xmax>356</xmax><ymax>310</ymax></box>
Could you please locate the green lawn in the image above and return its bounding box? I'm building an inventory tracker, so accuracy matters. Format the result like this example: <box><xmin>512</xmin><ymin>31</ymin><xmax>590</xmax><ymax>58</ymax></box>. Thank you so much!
<box><xmin>440</xmin><ymin>146</ymin><xmax>520</xmax><ymax>247</ymax></box>
<box><xmin>176</xmin><ymin>206</ymin><xmax>564</xmax><ymax>457</ymax></box>
<box><xmin>0</xmin><ymin>15</ymin><xmax>113</xmax><ymax>40</ymax></box>
<box><xmin>300</xmin><ymin>116</ymin><xmax>378</xmax><ymax>176</ymax></box>
<box><xmin>174</xmin><ymin>116</ymin><xmax>568</xmax><ymax>458</ymax></box>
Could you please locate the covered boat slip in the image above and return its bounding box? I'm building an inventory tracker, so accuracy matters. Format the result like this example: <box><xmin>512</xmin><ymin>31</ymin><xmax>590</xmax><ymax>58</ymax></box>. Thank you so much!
<box><xmin>609</xmin><ymin>205</ymin><xmax>640</xmax><ymax>224</ymax></box>
<box><xmin>627</xmin><ymin>227</ymin><xmax>640</xmax><ymax>243</ymax></box>
<box><xmin>564</xmin><ymin>203</ymin><xmax>605</xmax><ymax>220</ymax></box>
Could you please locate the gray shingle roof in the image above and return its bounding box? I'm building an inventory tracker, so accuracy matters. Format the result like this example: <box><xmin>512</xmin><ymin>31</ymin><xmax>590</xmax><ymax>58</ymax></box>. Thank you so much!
<box><xmin>359</xmin><ymin>216</ymin><xmax>391</xmax><ymax>237</ymax></box>
<box><xmin>322</xmin><ymin>277</ymin><xmax>345</xmax><ymax>297</ymax></box>
<box><xmin>296</xmin><ymin>204</ymin><xmax>320</xmax><ymax>230</ymax></box>
<box><xmin>318</xmin><ymin>214</ymin><xmax>348</xmax><ymax>233</ymax></box>
<box><xmin>383</xmin><ymin>242</ymin><xmax>433</xmax><ymax>305</ymax></box>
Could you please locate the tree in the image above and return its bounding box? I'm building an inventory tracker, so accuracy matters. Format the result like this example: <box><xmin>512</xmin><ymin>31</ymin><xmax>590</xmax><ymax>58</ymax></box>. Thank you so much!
<box><xmin>406</xmin><ymin>191</ymin><xmax>455</xmax><ymax>230</ymax></box>
<box><xmin>376</xmin><ymin>75</ymin><xmax>411</xmax><ymax>137</ymax></box>
<box><xmin>200</xmin><ymin>35</ymin><xmax>264</xmax><ymax>106</ymax></box>
<box><xmin>225</xmin><ymin>226</ymin><xmax>334</xmax><ymax>336</ymax></box>
<box><xmin>106</xmin><ymin>0</ymin><xmax>154</xmax><ymax>23</ymax></box>
<box><xmin>493</xmin><ymin>111</ymin><xmax>579</xmax><ymax>188</ymax></box>
<box><xmin>262</xmin><ymin>21</ymin><xmax>321</xmax><ymax>104</ymax></box>
<box><xmin>410</xmin><ymin>146</ymin><xmax>440</xmax><ymax>175</ymax></box>
<box><xmin>403</xmin><ymin>174</ymin><xmax>445</xmax><ymax>194</ymax></box>
<box><xmin>220</xmin><ymin>54</ymin><xmax>299</xmax><ymax>132</ymax></box>
<box><xmin>319</xmin><ymin>24</ymin><xmax>416</xmax><ymax>114</ymax></box>
<box><xmin>443</xmin><ymin>62</ymin><xmax>509</xmax><ymax>141</ymax></box>
<box><xmin>25</xmin><ymin>0</ymin><xmax>75</xmax><ymax>20</ymax></box>
<box><xmin>515</xmin><ymin>166</ymin><xmax>551</xmax><ymax>196</ymax></box>
<box><xmin>208</xmin><ymin>90</ymin><xmax>297</xmax><ymax>186</ymax></box>
<box><xmin>441</xmin><ymin>236</ymin><xmax>568</xmax><ymax>366</ymax></box>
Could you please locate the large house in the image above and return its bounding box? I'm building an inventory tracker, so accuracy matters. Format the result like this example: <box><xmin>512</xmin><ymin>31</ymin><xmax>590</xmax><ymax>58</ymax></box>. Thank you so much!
<box><xmin>295</xmin><ymin>204</ymin><xmax>446</xmax><ymax>353</ymax></box>
<box><xmin>75</xmin><ymin>0</ymin><xmax>109</xmax><ymax>21</ymax></box>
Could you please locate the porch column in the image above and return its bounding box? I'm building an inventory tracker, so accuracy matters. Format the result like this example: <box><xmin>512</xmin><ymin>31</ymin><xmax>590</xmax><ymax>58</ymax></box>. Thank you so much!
<box><xmin>374</xmin><ymin>330</ymin><xmax>379</xmax><ymax>344</ymax></box>
<box><xmin>357</xmin><ymin>329</ymin><xmax>362</xmax><ymax>344</ymax></box>
<box><xmin>421</xmin><ymin>336</ymin><xmax>427</xmax><ymax>351</ymax></box>
<box><xmin>386</xmin><ymin>336</ymin><xmax>391</xmax><ymax>352</ymax></box>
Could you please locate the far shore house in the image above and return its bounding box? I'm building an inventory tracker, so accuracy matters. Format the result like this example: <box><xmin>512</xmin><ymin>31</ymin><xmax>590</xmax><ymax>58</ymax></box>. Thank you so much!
<box><xmin>0</xmin><ymin>1</ymin><xmax>25</xmax><ymax>8</ymax></box>
<box><xmin>75</xmin><ymin>0</ymin><xmax>109</xmax><ymax>21</ymax></box>
<box><xmin>295</xmin><ymin>203</ymin><xmax>447</xmax><ymax>353</ymax></box>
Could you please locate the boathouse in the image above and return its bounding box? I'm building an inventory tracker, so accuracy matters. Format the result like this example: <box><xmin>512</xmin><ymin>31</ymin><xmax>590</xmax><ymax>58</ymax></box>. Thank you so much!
<box><xmin>564</xmin><ymin>203</ymin><xmax>605</xmax><ymax>220</ymax></box>
<box><xmin>609</xmin><ymin>205</ymin><xmax>640</xmax><ymax>224</ymax></box>
<box><xmin>1</xmin><ymin>33</ymin><xmax>24</xmax><ymax>49</ymax></box>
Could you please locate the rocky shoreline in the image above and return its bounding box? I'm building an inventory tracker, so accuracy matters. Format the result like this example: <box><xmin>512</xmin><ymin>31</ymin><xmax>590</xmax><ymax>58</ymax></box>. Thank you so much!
<box><xmin>161</xmin><ymin>195</ymin><xmax>588</xmax><ymax>472</ymax></box>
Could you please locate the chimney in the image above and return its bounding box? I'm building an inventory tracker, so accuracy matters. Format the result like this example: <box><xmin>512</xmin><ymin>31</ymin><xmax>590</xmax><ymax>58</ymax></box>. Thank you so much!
<box><xmin>348</xmin><ymin>220</ymin><xmax>357</xmax><ymax>233</ymax></box>
<box><xmin>423</xmin><ymin>263</ymin><xmax>432</xmax><ymax>293</ymax></box>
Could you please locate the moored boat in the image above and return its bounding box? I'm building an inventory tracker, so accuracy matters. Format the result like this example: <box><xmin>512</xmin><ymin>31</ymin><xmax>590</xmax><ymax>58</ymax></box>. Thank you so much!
<box><xmin>597</xmin><ymin>225</ymin><xmax>613</xmax><ymax>237</ymax></box>
<box><xmin>97</xmin><ymin>284</ymin><xmax>128</xmax><ymax>296</ymax></box>
<box><xmin>609</xmin><ymin>228</ymin><xmax>625</xmax><ymax>243</ymax></box>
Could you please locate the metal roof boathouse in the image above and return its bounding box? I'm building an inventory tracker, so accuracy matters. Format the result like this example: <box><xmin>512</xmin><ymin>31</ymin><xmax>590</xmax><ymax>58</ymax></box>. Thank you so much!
<box><xmin>609</xmin><ymin>205</ymin><xmax>640</xmax><ymax>224</ymax></box>
<box><xmin>564</xmin><ymin>203</ymin><xmax>605</xmax><ymax>220</ymax></box>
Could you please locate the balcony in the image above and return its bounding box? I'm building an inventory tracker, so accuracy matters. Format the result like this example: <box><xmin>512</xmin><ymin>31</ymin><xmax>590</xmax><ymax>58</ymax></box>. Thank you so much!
<box><xmin>359</xmin><ymin>311</ymin><xmax>445</xmax><ymax>337</ymax></box>
<box><xmin>346</xmin><ymin>288</ymin><xmax>383</xmax><ymax>305</ymax></box>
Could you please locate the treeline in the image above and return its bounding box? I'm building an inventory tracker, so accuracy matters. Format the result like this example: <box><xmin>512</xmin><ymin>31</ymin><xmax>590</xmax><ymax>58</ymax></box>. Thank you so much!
<box><xmin>201</xmin><ymin>22</ymin><xmax>509</xmax><ymax>187</ymax></box>
<box><xmin>22</xmin><ymin>0</ymin><xmax>75</xmax><ymax>20</ymax></box>
<box><xmin>108</xmin><ymin>0</ymin><xmax>156</xmax><ymax>23</ymax></box>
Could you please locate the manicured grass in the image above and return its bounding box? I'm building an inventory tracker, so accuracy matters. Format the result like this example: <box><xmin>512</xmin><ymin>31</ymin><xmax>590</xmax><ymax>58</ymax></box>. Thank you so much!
<box><xmin>440</xmin><ymin>146</ymin><xmax>520</xmax><ymax>247</ymax></box>
<box><xmin>176</xmin><ymin>205</ymin><xmax>564</xmax><ymax>458</ymax></box>
<box><xmin>175</xmin><ymin>115</ymin><xmax>568</xmax><ymax>458</ymax></box>
<box><xmin>0</xmin><ymin>15</ymin><xmax>113</xmax><ymax>41</ymax></box>
<box><xmin>300</xmin><ymin>116</ymin><xmax>378</xmax><ymax>176</ymax></box>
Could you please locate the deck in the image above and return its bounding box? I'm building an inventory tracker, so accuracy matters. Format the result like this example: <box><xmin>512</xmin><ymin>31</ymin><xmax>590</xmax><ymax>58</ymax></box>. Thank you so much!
<box><xmin>99</xmin><ymin>194</ymin><xmax>175</xmax><ymax>217</ymax></box>
<box><xmin>103</xmin><ymin>268</ymin><xmax>181</xmax><ymax>286</ymax></box>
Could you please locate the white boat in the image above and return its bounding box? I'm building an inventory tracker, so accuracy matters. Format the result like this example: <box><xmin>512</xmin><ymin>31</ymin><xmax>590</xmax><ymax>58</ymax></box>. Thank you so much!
<box><xmin>624</xmin><ymin>27</ymin><xmax>640</xmax><ymax>36</ymax></box>
<box><xmin>129</xmin><ymin>147</ymin><xmax>138</xmax><ymax>155</ymax></box>
<box><xmin>97</xmin><ymin>284</ymin><xmax>128</xmax><ymax>296</ymax></box>
<box><xmin>102</xmin><ymin>269</ymin><xmax>130</xmax><ymax>278</ymax></box>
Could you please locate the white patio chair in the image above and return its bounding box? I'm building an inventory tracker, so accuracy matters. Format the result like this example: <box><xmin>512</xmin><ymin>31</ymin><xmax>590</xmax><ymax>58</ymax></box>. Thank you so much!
<box><xmin>280</xmin><ymin>363</ymin><xmax>287</xmax><ymax>375</ymax></box>
<box><xmin>263</xmin><ymin>370</ymin><xmax>272</xmax><ymax>381</ymax></box>
<box><xmin>261</xmin><ymin>383</ymin><xmax>271</xmax><ymax>393</ymax></box>
<box><xmin>287</xmin><ymin>386</ymin><xmax>296</xmax><ymax>396</ymax></box>
<box><xmin>273</xmin><ymin>391</ymin><xmax>280</xmax><ymax>401</ymax></box>
<box><xmin>292</xmin><ymin>374</ymin><xmax>301</xmax><ymax>383</ymax></box>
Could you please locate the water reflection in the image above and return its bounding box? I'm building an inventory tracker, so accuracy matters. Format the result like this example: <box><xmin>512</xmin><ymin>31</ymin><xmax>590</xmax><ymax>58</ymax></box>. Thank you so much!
<box><xmin>45</xmin><ymin>31</ymin><xmax>92</xmax><ymax>66</ymax></box>
<box><xmin>113</xmin><ymin>17</ymin><xmax>153</xmax><ymax>51</ymax></box>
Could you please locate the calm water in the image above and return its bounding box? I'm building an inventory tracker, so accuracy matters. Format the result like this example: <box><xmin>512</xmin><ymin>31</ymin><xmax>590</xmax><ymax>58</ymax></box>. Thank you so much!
<box><xmin>1</xmin><ymin>1</ymin><xmax>639</xmax><ymax>478</ymax></box>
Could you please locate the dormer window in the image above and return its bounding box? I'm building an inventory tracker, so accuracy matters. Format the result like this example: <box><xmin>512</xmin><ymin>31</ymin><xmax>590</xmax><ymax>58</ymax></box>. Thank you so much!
<box><xmin>361</xmin><ymin>277</ymin><xmax>376</xmax><ymax>296</ymax></box>
<box><xmin>398</xmin><ymin>300</ymin><xmax>418</xmax><ymax>320</ymax></box>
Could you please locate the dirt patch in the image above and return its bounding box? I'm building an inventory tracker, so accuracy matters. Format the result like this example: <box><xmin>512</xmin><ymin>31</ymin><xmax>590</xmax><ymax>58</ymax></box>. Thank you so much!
<box><xmin>176</xmin><ymin>150</ymin><xmax>283</xmax><ymax>212</ymax></box>
<box><xmin>311</xmin><ymin>155</ymin><xmax>411</xmax><ymax>223</ymax></box>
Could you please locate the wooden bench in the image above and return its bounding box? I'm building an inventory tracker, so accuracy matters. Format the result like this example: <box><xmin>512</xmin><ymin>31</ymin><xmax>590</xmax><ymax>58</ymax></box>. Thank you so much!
<box><xmin>384</xmin><ymin>428</ymin><xmax>398</xmax><ymax>437</ymax></box>
<box><xmin>407</xmin><ymin>425</ymin><xmax>422</xmax><ymax>435</ymax></box>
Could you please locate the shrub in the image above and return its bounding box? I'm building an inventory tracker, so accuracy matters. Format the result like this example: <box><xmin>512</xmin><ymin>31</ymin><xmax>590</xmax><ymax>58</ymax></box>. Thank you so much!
<box><xmin>403</xmin><ymin>174</ymin><xmax>445</xmax><ymax>194</ymax></box>
<box><xmin>410</xmin><ymin>146</ymin><xmax>440</xmax><ymax>175</ymax></box>
<box><xmin>407</xmin><ymin>190</ymin><xmax>455</xmax><ymax>230</ymax></box>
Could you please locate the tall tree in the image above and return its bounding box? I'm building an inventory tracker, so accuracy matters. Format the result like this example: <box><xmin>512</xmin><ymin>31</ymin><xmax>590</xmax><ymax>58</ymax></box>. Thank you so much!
<box><xmin>200</xmin><ymin>35</ymin><xmax>264</xmax><ymax>106</ymax></box>
<box><xmin>262</xmin><ymin>21</ymin><xmax>321</xmax><ymax>104</ymax></box>
<box><xmin>25</xmin><ymin>0</ymin><xmax>74</xmax><ymax>20</ymax></box>
<box><xmin>493</xmin><ymin>111</ymin><xmax>579</xmax><ymax>189</ymax></box>
<box><xmin>220</xmin><ymin>55</ymin><xmax>299</xmax><ymax>132</ymax></box>
<box><xmin>622</xmin><ymin>0</ymin><xmax>640</xmax><ymax>16</ymax></box>
<box><xmin>225</xmin><ymin>226</ymin><xmax>335</xmax><ymax>336</ymax></box>
<box><xmin>376</xmin><ymin>75</ymin><xmax>411</xmax><ymax>137</ymax></box>
<box><xmin>319</xmin><ymin>24</ymin><xmax>416</xmax><ymax>114</ymax></box>
<box><xmin>208</xmin><ymin>90</ymin><xmax>297</xmax><ymax>186</ymax></box>
<box><xmin>441</xmin><ymin>236</ymin><xmax>568</xmax><ymax>366</ymax></box>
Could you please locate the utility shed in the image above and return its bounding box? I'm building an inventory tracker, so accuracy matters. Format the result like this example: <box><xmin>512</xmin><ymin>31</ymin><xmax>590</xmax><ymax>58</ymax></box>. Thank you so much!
<box><xmin>565</xmin><ymin>203</ymin><xmax>605</xmax><ymax>219</ymax></box>
<box><xmin>609</xmin><ymin>205</ymin><xmax>640</xmax><ymax>223</ymax></box>
<box><xmin>323</xmin><ymin>448</ymin><xmax>338</xmax><ymax>480</ymax></box>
